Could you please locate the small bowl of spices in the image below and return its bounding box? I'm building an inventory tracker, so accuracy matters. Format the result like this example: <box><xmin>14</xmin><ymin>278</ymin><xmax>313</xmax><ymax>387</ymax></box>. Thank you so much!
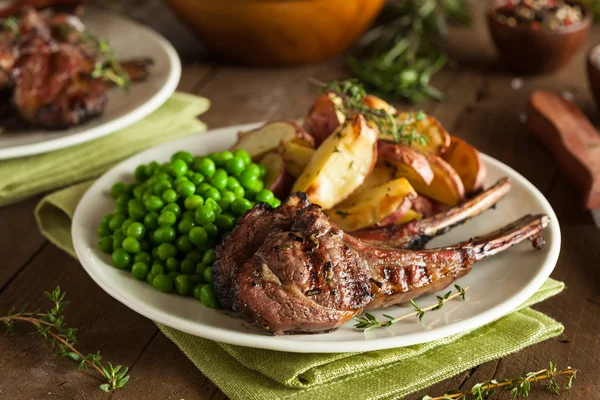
<box><xmin>487</xmin><ymin>0</ymin><xmax>591</xmax><ymax>75</ymax></box>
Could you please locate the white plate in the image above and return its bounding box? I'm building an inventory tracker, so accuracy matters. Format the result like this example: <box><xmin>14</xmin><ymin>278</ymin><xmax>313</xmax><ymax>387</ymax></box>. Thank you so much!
<box><xmin>72</xmin><ymin>123</ymin><xmax>561</xmax><ymax>353</ymax></box>
<box><xmin>0</xmin><ymin>9</ymin><xmax>180</xmax><ymax>160</ymax></box>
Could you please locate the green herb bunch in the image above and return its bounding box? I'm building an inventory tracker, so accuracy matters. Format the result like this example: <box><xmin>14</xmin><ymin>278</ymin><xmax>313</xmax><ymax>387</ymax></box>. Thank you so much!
<box><xmin>1</xmin><ymin>286</ymin><xmax>130</xmax><ymax>393</ymax></box>
<box><xmin>350</xmin><ymin>0</ymin><xmax>470</xmax><ymax>103</ymax></box>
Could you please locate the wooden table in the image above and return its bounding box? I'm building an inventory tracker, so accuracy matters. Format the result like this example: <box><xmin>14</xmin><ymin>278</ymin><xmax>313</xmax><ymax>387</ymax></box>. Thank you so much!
<box><xmin>1</xmin><ymin>3</ymin><xmax>599</xmax><ymax>399</ymax></box>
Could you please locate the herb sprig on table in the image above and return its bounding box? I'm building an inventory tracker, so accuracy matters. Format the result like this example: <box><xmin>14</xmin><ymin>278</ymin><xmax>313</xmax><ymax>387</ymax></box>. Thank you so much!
<box><xmin>1</xmin><ymin>286</ymin><xmax>130</xmax><ymax>393</ymax></box>
<box><xmin>354</xmin><ymin>284</ymin><xmax>468</xmax><ymax>331</ymax></box>
<box><xmin>422</xmin><ymin>362</ymin><xmax>577</xmax><ymax>399</ymax></box>
<box><xmin>350</xmin><ymin>0</ymin><xmax>470</xmax><ymax>103</ymax></box>
<box><xmin>314</xmin><ymin>78</ymin><xmax>428</xmax><ymax>145</ymax></box>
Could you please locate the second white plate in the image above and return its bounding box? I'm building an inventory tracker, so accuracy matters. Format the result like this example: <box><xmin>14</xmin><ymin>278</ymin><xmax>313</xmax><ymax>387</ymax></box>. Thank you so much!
<box><xmin>72</xmin><ymin>123</ymin><xmax>561</xmax><ymax>353</ymax></box>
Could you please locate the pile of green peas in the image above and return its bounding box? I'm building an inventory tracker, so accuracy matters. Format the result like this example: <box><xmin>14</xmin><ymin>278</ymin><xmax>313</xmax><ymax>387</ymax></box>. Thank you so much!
<box><xmin>97</xmin><ymin>149</ymin><xmax>280</xmax><ymax>308</ymax></box>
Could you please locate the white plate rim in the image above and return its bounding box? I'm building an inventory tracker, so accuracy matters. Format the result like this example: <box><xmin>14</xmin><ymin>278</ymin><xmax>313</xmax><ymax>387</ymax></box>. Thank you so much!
<box><xmin>0</xmin><ymin>12</ymin><xmax>181</xmax><ymax>160</ymax></box>
<box><xmin>72</xmin><ymin>124</ymin><xmax>561</xmax><ymax>353</ymax></box>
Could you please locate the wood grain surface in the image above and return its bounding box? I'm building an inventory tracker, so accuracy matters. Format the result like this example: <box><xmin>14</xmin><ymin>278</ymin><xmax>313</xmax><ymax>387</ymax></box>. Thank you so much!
<box><xmin>0</xmin><ymin>1</ymin><xmax>599</xmax><ymax>399</ymax></box>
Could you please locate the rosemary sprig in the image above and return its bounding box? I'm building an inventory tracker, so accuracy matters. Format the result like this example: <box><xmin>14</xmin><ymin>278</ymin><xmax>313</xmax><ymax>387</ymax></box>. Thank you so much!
<box><xmin>422</xmin><ymin>362</ymin><xmax>577</xmax><ymax>399</ymax></box>
<box><xmin>1</xmin><ymin>286</ymin><xmax>130</xmax><ymax>393</ymax></box>
<box><xmin>350</xmin><ymin>0</ymin><xmax>470</xmax><ymax>103</ymax></box>
<box><xmin>315</xmin><ymin>78</ymin><xmax>427</xmax><ymax>145</ymax></box>
<box><xmin>354</xmin><ymin>285</ymin><xmax>469</xmax><ymax>331</ymax></box>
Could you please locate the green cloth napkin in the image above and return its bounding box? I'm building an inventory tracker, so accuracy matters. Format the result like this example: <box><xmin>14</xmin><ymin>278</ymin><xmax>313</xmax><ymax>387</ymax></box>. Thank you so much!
<box><xmin>36</xmin><ymin>183</ymin><xmax>565</xmax><ymax>400</ymax></box>
<box><xmin>0</xmin><ymin>92</ymin><xmax>209</xmax><ymax>207</ymax></box>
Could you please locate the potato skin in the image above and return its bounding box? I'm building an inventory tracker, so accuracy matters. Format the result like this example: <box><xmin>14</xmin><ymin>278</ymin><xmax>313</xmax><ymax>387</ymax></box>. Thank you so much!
<box><xmin>302</xmin><ymin>94</ymin><xmax>343</xmax><ymax>146</ymax></box>
<box><xmin>260</xmin><ymin>153</ymin><xmax>295</xmax><ymax>200</ymax></box>
<box><xmin>379</xmin><ymin>113</ymin><xmax>451</xmax><ymax>156</ymax></box>
<box><xmin>442</xmin><ymin>135</ymin><xmax>487</xmax><ymax>194</ymax></box>
<box><xmin>377</xmin><ymin>141</ymin><xmax>434</xmax><ymax>185</ymax></box>
<box><xmin>292</xmin><ymin>114</ymin><xmax>378</xmax><ymax>209</ymax></box>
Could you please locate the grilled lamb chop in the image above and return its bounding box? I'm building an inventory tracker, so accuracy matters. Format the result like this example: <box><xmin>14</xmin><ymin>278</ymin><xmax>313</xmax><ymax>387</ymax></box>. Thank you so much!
<box><xmin>354</xmin><ymin>177</ymin><xmax>511</xmax><ymax>249</ymax></box>
<box><xmin>214</xmin><ymin>193</ymin><xmax>549</xmax><ymax>335</ymax></box>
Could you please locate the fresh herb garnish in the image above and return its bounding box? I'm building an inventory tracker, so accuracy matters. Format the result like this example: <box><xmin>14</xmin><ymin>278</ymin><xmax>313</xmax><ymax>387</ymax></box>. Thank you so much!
<box><xmin>421</xmin><ymin>361</ymin><xmax>576</xmax><ymax>399</ymax></box>
<box><xmin>1</xmin><ymin>286</ymin><xmax>129</xmax><ymax>393</ymax></box>
<box><xmin>335</xmin><ymin>210</ymin><xmax>351</xmax><ymax>218</ymax></box>
<box><xmin>315</xmin><ymin>78</ymin><xmax>428</xmax><ymax>145</ymax></box>
<box><xmin>354</xmin><ymin>285</ymin><xmax>469</xmax><ymax>331</ymax></box>
<box><xmin>90</xmin><ymin>39</ymin><xmax>130</xmax><ymax>88</ymax></box>
<box><xmin>349</xmin><ymin>0</ymin><xmax>470</xmax><ymax>103</ymax></box>
<box><xmin>2</xmin><ymin>16</ymin><xmax>20</xmax><ymax>36</ymax></box>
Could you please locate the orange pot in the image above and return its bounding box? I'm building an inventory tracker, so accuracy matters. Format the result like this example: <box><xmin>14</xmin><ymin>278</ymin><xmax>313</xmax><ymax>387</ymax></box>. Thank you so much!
<box><xmin>164</xmin><ymin>0</ymin><xmax>386</xmax><ymax>66</ymax></box>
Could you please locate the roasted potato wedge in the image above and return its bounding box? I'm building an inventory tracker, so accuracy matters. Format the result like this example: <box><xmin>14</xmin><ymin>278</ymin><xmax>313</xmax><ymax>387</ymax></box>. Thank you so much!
<box><xmin>260</xmin><ymin>153</ymin><xmax>295</xmax><ymax>200</ymax></box>
<box><xmin>395</xmin><ymin>209</ymin><xmax>423</xmax><ymax>225</ymax></box>
<box><xmin>277</xmin><ymin>140</ymin><xmax>316</xmax><ymax>178</ymax></box>
<box><xmin>379</xmin><ymin>113</ymin><xmax>450</xmax><ymax>156</ymax></box>
<box><xmin>292</xmin><ymin>115</ymin><xmax>378</xmax><ymax>209</ymax></box>
<box><xmin>302</xmin><ymin>94</ymin><xmax>344</xmax><ymax>146</ymax></box>
<box><xmin>326</xmin><ymin>178</ymin><xmax>416</xmax><ymax>231</ymax></box>
<box><xmin>408</xmin><ymin>154</ymin><xmax>466</xmax><ymax>206</ymax></box>
<box><xmin>377</xmin><ymin>141</ymin><xmax>434</xmax><ymax>186</ymax></box>
<box><xmin>362</xmin><ymin>94</ymin><xmax>397</xmax><ymax>114</ymax></box>
<box><xmin>231</xmin><ymin>121</ymin><xmax>315</xmax><ymax>160</ymax></box>
<box><xmin>350</xmin><ymin>162</ymin><xmax>396</xmax><ymax>197</ymax></box>
<box><xmin>442</xmin><ymin>136</ymin><xmax>487</xmax><ymax>194</ymax></box>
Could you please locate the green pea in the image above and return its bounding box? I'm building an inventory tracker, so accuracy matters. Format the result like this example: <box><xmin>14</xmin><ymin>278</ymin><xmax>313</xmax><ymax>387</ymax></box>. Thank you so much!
<box><xmin>156</xmin><ymin>242</ymin><xmax>177</xmax><ymax>260</ymax></box>
<box><xmin>110</xmin><ymin>182</ymin><xmax>128</xmax><ymax>199</ymax></box>
<box><xmin>120</xmin><ymin>219</ymin><xmax>134</xmax><ymax>233</ymax></box>
<box><xmin>134</xmin><ymin>252</ymin><xmax>152</xmax><ymax>264</ymax></box>
<box><xmin>200</xmin><ymin>284</ymin><xmax>219</xmax><ymax>308</ymax></box>
<box><xmin>122</xmin><ymin>237</ymin><xmax>141</xmax><ymax>253</ymax></box>
<box><xmin>153</xmin><ymin>180</ymin><xmax>172</xmax><ymax>196</ymax></box>
<box><xmin>126</xmin><ymin>222</ymin><xmax>146</xmax><ymax>239</ymax></box>
<box><xmin>220</xmin><ymin>190</ymin><xmax>237</xmax><ymax>204</ymax></box>
<box><xmin>133</xmin><ymin>185</ymin><xmax>146</xmax><ymax>199</ymax></box>
<box><xmin>175</xmin><ymin>274</ymin><xmax>194</xmax><ymax>296</ymax></box>
<box><xmin>203</xmin><ymin>223</ymin><xmax>219</xmax><ymax>238</ymax></box>
<box><xmin>177</xmin><ymin>218</ymin><xmax>196</xmax><ymax>235</ymax></box>
<box><xmin>98</xmin><ymin>236</ymin><xmax>113</xmax><ymax>253</ymax></box>
<box><xmin>258</xmin><ymin>164</ymin><xmax>266</xmax><ymax>178</ymax></box>
<box><xmin>97</xmin><ymin>225</ymin><xmax>111</xmax><ymax>237</ymax></box>
<box><xmin>226</xmin><ymin>176</ymin><xmax>241</xmax><ymax>190</ymax></box>
<box><xmin>202</xmin><ymin>249</ymin><xmax>216</xmax><ymax>265</ymax></box>
<box><xmin>176</xmin><ymin>181</ymin><xmax>196</xmax><ymax>198</ymax></box>
<box><xmin>151</xmin><ymin>263</ymin><xmax>165</xmax><ymax>276</ymax></box>
<box><xmin>128</xmin><ymin>199</ymin><xmax>146</xmax><ymax>220</ymax></box>
<box><xmin>233</xmin><ymin>149</ymin><xmax>252</xmax><ymax>167</ymax></box>
<box><xmin>184</xmin><ymin>195</ymin><xmax>204</xmax><ymax>210</ymax></box>
<box><xmin>203</xmin><ymin>266</ymin><xmax>213</xmax><ymax>283</ymax></box>
<box><xmin>113</xmin><ymin>230</ymin><xmax>125</xmax><ymax>249</ymax></box>
<box><xmin>153</xmin><ymin>226</ymin><xmax>176</xmax><ymax>243</ymax></box>
<box><xmin>197</xmin><ymin>182</ymin><xmax>213</xmax><ymax>193</ymax></box>
<box><xmin>232</xmin><ymin>198</ymin><xmax>253</xmax><ymax>216</ymax></box>
<box><xmin>152</xmin><ymin>274</ymin><xmax>174</xmax><ymax>293</ymax></box>
<box><xmin>189</xmin><ymin>172</ymin><xmax>205</xmax><ymax>186</ymax></box>
<box><xmin>210</xmin><ymin>169</ymin><xmax>228</xmax><ymax>190</ymax></box>
<box><xmin>144</xmin><ymin>161</ymin><xmax>159</xmax><ymax>177</ymax></box>
<box><xmin>101</xmin><ymin>214</ymin><xmax>113</xmax><ymax>226</ymax></box>
<box><xmin>225</xmin><ymin>157</ymin><xmax>245</xmax><ymax>176</ymax></box>
<box><xmin>171</xmin><ymin>151</ymin><xmax>193</xmax><ymax>164</ymax></box>
<box><xmin>132</xmin><ymin>262</ymin><xmax>149</xmax><ymax>280</ymax></box>
<box><xmin>231</xmin><ymin>186</ymin><xmax>245</xmax><ymax>199</ymax></box>
<box><xmin>144</xmin><ymin>195</ymin><xmax>164</xmax><ymax>212</ymax></box>
<box><xmin>158</xmin><ymin>211</ymin><xmax>177</xmax><ymax>227</ymax></box>
<box><xmin>188</xmin><ymin>250</ymin><xmax>203</xmax><ymax>264</ymax></box>
<box><xmin>180</xmin><ymin>259</ymin><xmax>196</xmax><ymax>274</ymax></box>
<box><xmin>111</xmin><ymin>249</ymin><xmax>131</xmax><ymax>269</ymax></box>
<box><xmin>162</xmin><ymin>203</ymin><xmax>181</xmax><ymax>218</ymax></box>
<box><xmin>246</xmin><ymin>163</ymin><xmax>261</xmax><ymax>176</ymax></box>
<box><xmin>215</xmin><ymin>214</ymin><xmax>235</xmax><ymax>232</ymax></box>
<box><xmin>245</xmin><ymin>179</ymin><xmax>264</xmax><ymax>197</ymax></box>
<box><xmin>203</xmin><ymin>187</ymin><xmax>221</xmax><ymax>202</ymax></box>
<box><xmin>173</xmin><ymin>176</ymin><xmax>189</xmax><ymax>186</ymax></box>
<box><xmin>204</xmin><ymin>198</ymin><xmax>222</xmax><ymax>214</ymax></box>
<box><xmin>114</xmin><ymin>205</ymin><xmax>128</xmax><ymax>215</ymax></box>
<box><xmin>237</xmin><ymin>169</ymin><xmax>256</xmax><ymax>189</ymax></box>
<box><xmin>196</xmin><ymin>263</ymin><xmax>206</xmax><ymax>275</ymax></box>
<box><xmin>161</xmin><ymin>189</ymin><xmax>178</xmax><ymax>204</ymax></box>
<box><xmin>168</xmin><ymin>159</ymin><xmax>188</xmax><ymax>178</ymax></box>
<box><xmin>144</xmin><ymin>211</ymin><xmax>159</xmax><ymax>230</ymax></box>
<box><xmin>134</xmin><ymin>165</ymin><xmax>147</xmax><ymax>182</ymax></box>
<box><xmin>108</xmin><ymin>214</ymin><xmax>127</xmax><ymax>232</ymax></box>
<box><xmin>194</xmin><ymin>157</ymin><xmax>216</xmax><ymax>178</ymax></box>
<box><xmin>166</xmin><ymin>257</ymin><xmax>180</xmax><ymax>272</ymax></box>
<box><xmin>193</xmin><ymin>284</ymin><xmax>205</xmax><ymax>301</ymax></box>
<box><xmin>176</xmin><ymin>236</ymin><xmax>194</xmax><ymax>253</ymax></box>
<box><xmin>255</xmin><ymin>189</ymin><xmax>275</xmax><ymax>204</ymax></box>
<box><xmin>186</xmin><ymin>170</ymin><xmax>195</xmax><ymax>179</ymax></box>
<box><xmin>215</xmin><ymin>151</ymin><xmax>234</xmax><ymax>167</ymax></box>
<box><xmin>189</xmin><ymin>227</ymin><xmax>208</xmax><ymax>247</ymax></box>
<box><xmin>194</xmin><ymin>207</ymin><xmax>215</xmax><ymax>225</ymax></box>
<box><xmin>146</xmin><ymin>271</ymin><xmax>156</xmax><ymax>285</ymax></box>
<box><xmin>270</xmin><ymin>198</ymin><xmax>282</xmax><ymax>208</ymax></box>
<box><xmin>115</xmin><ymin>194</ymin><xmax>131</xmax><ymax>208</ymax></box>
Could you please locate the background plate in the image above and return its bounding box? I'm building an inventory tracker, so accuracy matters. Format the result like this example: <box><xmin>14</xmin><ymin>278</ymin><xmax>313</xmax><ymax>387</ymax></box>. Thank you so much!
<box><xmin>72</xmin><ymin>123</ymin><xmax>561</xmax><ymax>353</ymax></box>
<box><xmin>0</xmin><ymin>8</ymin><xmax>181</xmax><ymax>159</ymax></box>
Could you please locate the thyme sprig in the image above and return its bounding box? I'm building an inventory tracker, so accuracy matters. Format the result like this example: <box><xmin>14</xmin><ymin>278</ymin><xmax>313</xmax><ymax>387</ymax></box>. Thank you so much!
<box><xmin>1</xmin><ymin>16</ymin><xmax>20</xmax><ymax>34</ymax></box>
<box><xmin>1</xmin><ymin>286</ymin><xmax>130</xmax><ymax>393</ymax></box>
<box><xmin>422</xmin><ymin>362</ymin><xmax>576</xmax><ymax>399</ymax></box>
<box><xmin>90</xmin><ymin>38</ymin><xmax>130</xmax><ymax>88</ymax></box>
<box><xmin>315</xmin><ymin>78</ymin><xmax>427</xmax><ymax>145</ymax></box>
<box><xmin>354</xmin><ymin>284</ymin><xmax>469</xmax><ymax>331</ymax></box>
